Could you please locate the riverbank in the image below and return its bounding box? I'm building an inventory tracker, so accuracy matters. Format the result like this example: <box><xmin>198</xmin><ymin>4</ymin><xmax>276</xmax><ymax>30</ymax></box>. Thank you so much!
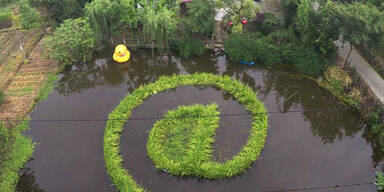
<box><xmin>0</xmin><ymin>31</ymin><xmax>61</xmax><ymax>191</ymax></box>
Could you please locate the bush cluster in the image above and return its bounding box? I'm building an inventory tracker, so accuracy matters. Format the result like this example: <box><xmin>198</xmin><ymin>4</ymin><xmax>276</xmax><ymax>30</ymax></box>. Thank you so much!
<box><xmin>19</xmin><ymin>0</ymin><xmax>41</xmax><ymax>29</ymax></box>
<box><xmin>43</xmin><ymin>18</ymin><xmax>97</xmax><ymax>65</ymax></box>
<box><xmin>0</xmin><ymin>7</ymin><xmax>12</xmax><ymax>24</ymax></box>
<box><xmin>224</xmin><ymin>29</ymin><xmax>328</xmax><ymax>75</ymax></box>
<box><xmin>175</xmin><ymin>37</ymin><xmax>206</xmax><ymax>58</ymax></box>
<box><xmin>104</xmin><ymin>73</ymin><xmax>268</xmax><ymax>191</ymax></box>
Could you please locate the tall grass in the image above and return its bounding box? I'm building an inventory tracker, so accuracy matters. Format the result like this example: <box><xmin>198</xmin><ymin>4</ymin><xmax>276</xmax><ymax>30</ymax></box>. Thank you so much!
<box><xmin>0</xmin><ymin>121</ymin><xmax>34</xmax><ymax>192</ymax></box>
<box><xmin>104</xmin><ymin>73</ymin><xmax>268</xmax><ymax>191</ymax></box>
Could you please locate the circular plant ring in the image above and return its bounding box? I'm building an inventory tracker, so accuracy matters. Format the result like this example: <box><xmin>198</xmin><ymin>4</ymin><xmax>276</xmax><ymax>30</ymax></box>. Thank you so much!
<box><xmin>104</xmin><ymin>73</ymin><xmax>268</xmax><ymax>192</ymax></box>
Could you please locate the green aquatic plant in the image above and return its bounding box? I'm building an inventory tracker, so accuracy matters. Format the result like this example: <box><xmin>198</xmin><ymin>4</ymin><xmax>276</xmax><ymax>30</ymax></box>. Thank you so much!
<box><xmin>147</xmin><ymin>104</ymin><xmax>220</xmax><ymax>177</ymax></box>
<box><xmin>104</xmin><ymin>73</ymin><xmax>268</xmax><ymax>191</ymax></box>
<box><xmin>175</xmin><ymin>37</ymin><xmax>206</xmax><ymax>58</ymax></box>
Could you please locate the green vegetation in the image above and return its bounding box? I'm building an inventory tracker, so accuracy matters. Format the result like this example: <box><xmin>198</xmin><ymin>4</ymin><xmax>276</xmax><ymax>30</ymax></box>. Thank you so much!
<box><xmin>0</xmin><ymin>6</ymin><xmax>12</xmax><ymax>24</ymax></box>
<box><xmin>147</xmin><ymin>102</ymin><xmax>266</xmax><ymax>179</ymax></box>
<box><xmin>140</xmin><ymin>1</ymin><xmax>177</xmax><ymax>51</ymax></box>
<box><xmin>259</xmin><ymin>12</ymin><xmax>283</xmax><ymax>35</ymax></box>
<box><xmin>147</xmin><ymin>104</ymin><xmax>220</xmax><ymax>177</ymax></box>
<box><xmin>368</xmin><ymin>110</ymin><xmax>384</xmax><ymax>151</ymax></box>
<box><xmin>19</xmin><ymin>0</ymin><xmax>41</xmax><ymax>29</ymax></box>
<box><xmin>183</xmin><ymin>0</ymin><xmax>216</xmax><ymax>38</ymax></box>
<box><xmin>175</xmin><ymin>37</ymin><xmax>206</xmax><ymax>58</ymax></box>
<box><xmin>217</xmin><ymin>0</ymin><xmax>259</xmax><ymax>25</ymax></box>
<box><xmin>105</xmin><ymin>73</ymin><xmax>267</xmax><ymax>191</ymax></box>
<box><xmin>328</xmin><ymin>2</ymin><xmax>384</xmax><ymax>67</ymax></box>
<box><xmin>0</xmin><ymin>121</ymin><xmax>34</xmax><ymax>192</ymax></box>
<box><xmin>375</xmin><ymin>172</ymin><xmax>384</xmax><ymax>191</ymax></box>
<box><xmin>85</xmin><ymin>0</ymin><xmax>137</xmax><ymax>44</ymax></box>
<box><xmin>319</xmin><ymin>66</ymin><xmax>361</xmax><ymax>107</ymax></box>
<box><xmin>43</xmin><ymin>18</ymin><xmax>97</xmax><ymax>65</ymax></box>
<box><xmin>224</xmin><ymin>29</ymin><xmax>327</xmax><ymax>75</ymax></box>
<box><xmin>36</xmin><ymin>73</ymin><xmax>59</xmax><ymax>102</ymax></box>
<box><xmin>29</xmin><ymin>0</ymin><xmax>91</xmax><ymax>23</ymax></box>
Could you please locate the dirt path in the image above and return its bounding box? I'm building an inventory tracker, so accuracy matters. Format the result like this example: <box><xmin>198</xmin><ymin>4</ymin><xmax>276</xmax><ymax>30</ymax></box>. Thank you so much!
<box><xmin>336</xmin><ymin>40</ymin><xmax>384</xmax><ymax>104</ymax></box>
<box><xmin>0</xmin><ymin>38</ymin><xmax>58</xmax><ymax>120</ymax></box>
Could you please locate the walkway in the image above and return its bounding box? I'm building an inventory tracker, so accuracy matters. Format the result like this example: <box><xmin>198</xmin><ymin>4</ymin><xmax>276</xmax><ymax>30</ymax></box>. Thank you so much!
<box><xmin>335</xmin><ymin>40</ymin><xmax>384</xmax><ymax>104</ymax></box>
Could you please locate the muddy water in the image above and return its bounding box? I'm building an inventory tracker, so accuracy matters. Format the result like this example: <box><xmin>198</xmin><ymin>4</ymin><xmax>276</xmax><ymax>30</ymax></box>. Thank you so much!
<box><xmin>20</xmin><ymin>50</ymin><xmax>380</xmax><ymax>192</ymax></box>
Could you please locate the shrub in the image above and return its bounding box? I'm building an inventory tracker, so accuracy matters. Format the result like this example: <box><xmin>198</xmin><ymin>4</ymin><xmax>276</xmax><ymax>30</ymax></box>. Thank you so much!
<box><xmin>225</xmin><ymin>32</ymin><xmax>284</xmax><ymax>65</ymax></box>
<box><xmin>375</xmin><ymin>172</ymin><xmax>384</xmax><ymax>191</ymax></box>
<box><xmin>231</xmin><ymin>23</ymin><xmax>243</xmax><ymax>34</ymax></box>
<box><xmin>176</xmin><ymin>37</ymin><xmax>206</xmax><ymax>58</ymax></box>
<box><xmin>0</xmin><ymin>7</ymin><xmax>11</xmax><ymax>24</ymax></box>
<box><xmin>324</xmin><ymin>66</ymin><xmax>352</xmax><ymax>90</ymax></box>
<box><xmin>43</xmin><ymin>18</ymin><xmax>97</xmax><ymax>65</ymax></box>
<box><xmin>260</xmin><ymin>12</ymin><xmax>282</xmax><ymax>35</ymax></box>
<box><xmin>286</xmin><ymin>45</ymin><xmax>327</xmax><ymax>75</ymax></box>
<box><xmin>224</xmin><ymin>33</ymin><xmax>263</xmax><ymax>63</ymax></box>
<box><xmin>19</xmin><ymin>0</ymin><xmax>41</xmax><ymax>29</ymax></box>
<box><xmin>267</xmin><ymin>28</ymin><xmax>298</xmax><ymax>46</ymax></box>
<box><xmin>0</xmin><ymin>0</ymin><xmax>14</xmax><ymax>6</ymax></box>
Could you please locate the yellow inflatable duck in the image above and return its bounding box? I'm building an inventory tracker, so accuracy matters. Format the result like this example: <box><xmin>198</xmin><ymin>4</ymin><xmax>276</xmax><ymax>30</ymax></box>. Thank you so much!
<box><xmin>113</xmin><ymin>44</ymin><xmax>130</xmax><ymax>63</ymax></box>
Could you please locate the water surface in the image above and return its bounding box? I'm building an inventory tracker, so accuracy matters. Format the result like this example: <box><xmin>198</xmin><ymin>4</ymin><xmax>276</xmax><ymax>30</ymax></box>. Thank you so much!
<box><xmin>20</xmin><ymin>50</ymin><xmax>380</xmax><ymax>192</ymax></box>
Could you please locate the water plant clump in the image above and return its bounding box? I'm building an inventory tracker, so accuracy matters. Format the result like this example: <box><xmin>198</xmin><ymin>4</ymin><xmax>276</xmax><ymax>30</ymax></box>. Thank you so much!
<box><xmin>104</xmin><ymin>73</ymin><xmax>268</xmax><ymax>191</ymax></box>
<box><xmin>147</xmin><ymin>104</ymin><xmax>221</xmax><ymax>178</ymax></box>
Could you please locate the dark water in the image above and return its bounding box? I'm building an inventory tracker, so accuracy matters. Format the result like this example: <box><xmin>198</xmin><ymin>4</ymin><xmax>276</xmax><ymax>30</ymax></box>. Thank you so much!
<box><xmin>19</xmin><ymin>50</ymin><xmax>382</xmax><ymax>192</ymax></box>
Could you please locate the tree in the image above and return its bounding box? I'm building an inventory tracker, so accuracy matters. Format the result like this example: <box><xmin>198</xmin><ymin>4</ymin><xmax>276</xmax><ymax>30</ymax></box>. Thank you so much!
<box><xmin>43</xmin><ymin>18</ymin><xmax>97</xmax><ymax>65</ymax></box>
<box><xmin>140</xmin><ymin>0</ymin><xmax>177</xmax><ymax>51</ymax></box>
<box><xmin>85</xmin><ymin>0</ymin><xmax>138</xmax><ymax>44</ymax></box>
<box><xmin>331</xmin><ymin>2</ymin><xmax>382</xmax><ymax>67</ymax></box>
<box><xmin>216</xmin><ymin>0</ymin><xmax>259</xmax><ymax>24</ymax></box>
<box><xmin>295</xmin><ymin>0</ymin><xmax>339</xmax><ymax>59</ymax></box>
<box><xmin>184</xmin><ymin>0</ymin><xmax>216</xmax><ymax>38</ymax></box>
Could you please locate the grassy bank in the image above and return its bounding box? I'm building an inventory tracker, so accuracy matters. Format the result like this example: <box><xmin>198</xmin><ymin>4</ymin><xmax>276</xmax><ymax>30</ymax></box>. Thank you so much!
<box><xmin>0</xmin><ymin>121</ymin><xmax>34</xmax><ymax>192</ymax></box>
<box><xmin>105</xmin><ymin>73</ymin><xmax>268</xmax><ymax>191</ymax></box>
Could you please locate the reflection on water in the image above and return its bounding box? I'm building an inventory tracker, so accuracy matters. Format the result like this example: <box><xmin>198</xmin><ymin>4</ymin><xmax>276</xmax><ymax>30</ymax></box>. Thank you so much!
<box><xmin>16</xmin><ymin>167</ymin><xmax>43</xmax><ymax>192</ymax></box>
<box><xmin>56</xmin><ymin>50</ymin><xmax>365</xmax><ymax>145</ymax></box>
<box><xmin>19</xmin><ymin>49</ymin><xmax>382</xmax><ymax>192</ymax></box>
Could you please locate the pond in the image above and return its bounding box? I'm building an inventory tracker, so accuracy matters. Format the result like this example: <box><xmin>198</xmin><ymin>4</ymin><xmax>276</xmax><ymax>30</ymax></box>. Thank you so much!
<box><xmin>18</xmin><ymin>49</ymin><xmax>382</xmax><ymax>192</ymax></box>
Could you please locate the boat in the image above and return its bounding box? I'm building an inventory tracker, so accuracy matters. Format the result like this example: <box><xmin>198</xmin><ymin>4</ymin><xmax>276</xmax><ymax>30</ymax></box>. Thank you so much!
<box><xmin>239</xmin><ymin>60</ymin><xmax>255</xmax><ymax>66</ymax></box>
